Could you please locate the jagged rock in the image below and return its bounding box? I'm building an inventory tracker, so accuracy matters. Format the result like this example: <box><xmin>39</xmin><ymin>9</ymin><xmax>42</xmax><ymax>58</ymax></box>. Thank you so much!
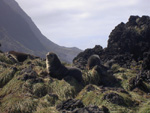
<box><xmin>138</xmin><ymin>70</ymin><xmax>150</xmax><ymax>83</ymax></box>
<box><xmin>103</xmin><ymin>92</ymin><xmax>125</xmax><ymax>106</ymax></box>
<box><xmin>19</xmin><ymin>66</ymin><xmax>39</xmax><ymax>82</ymax></box>
<box><xmin>56</xmin><ymin>99</ymin><xmax>109</xmax><ymax>113</ymax></box>
<box><xmin>128</xmin><ymin>74</ymin><xmax>150</xmax><ymax>93</ymax></box>
<box><xmin>99</xmin><ymin>86</ymin><xmax>128</xmax><ymax>94</ymax></box>
<box><xmin>46</xmin><ymin>52</ymin><xmax>83</xmax><ymax>83</ymax></box>
<box><xmin>74</xmin><ymin>105</ymin><xmax>109</xmax><ymax>113</ymax></box>
<box><xmin>128</xmin><ymin>76</ymin><xmax>143</xmax><ymax>90</ymax></box>
<box><xmin>56</xmin><ymin>99</ymin><xmax>84</xmax><ymax>111</ymax></box>
<box><xmin>107</xmin><ymin>15</ymin><xmax>150</xmax><ymax>61</ymax></box>
<box><xmin>142</xmin><ymin>52</ymin><xmax>150</xmax><ymax>70</ymax></box>
<box><xmin>73</xmin><ymin>16</ymin><xmax>150</xmax><ymax>69</ymax></box>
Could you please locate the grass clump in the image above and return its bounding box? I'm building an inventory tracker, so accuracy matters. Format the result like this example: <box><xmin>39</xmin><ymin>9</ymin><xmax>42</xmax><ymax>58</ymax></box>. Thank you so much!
<box><xmin>82</xmin><ymin>68</ymin><xmax>101</xmax><ymax>86</ymax></box>
<box><xmin>0</xmin><ymin>68</ymin><xmax>16</xmax><ymax>88</ymax></box>
<box><xmin>47</xmin><ymin>76</ymin><xmax>83</xmax><ymax>100</ymax></box>
<box><xmin>77</xmin><ymin>84</ymin><xmax>136</xmax><ymax>113</ymax></box>
<box><xmin>138</xmin><ymin>101</ymin><xmax>150</xmax><ymax>113</ymax></box>
<box><xmin>1</xmin><ymin>96</ymin><xmax>38</xmax><ymax>113</ymax></box>
<box><xmin>33</xmin><ymin>83</ymin><xmax>47</xmax><ymax>97</ymax></box>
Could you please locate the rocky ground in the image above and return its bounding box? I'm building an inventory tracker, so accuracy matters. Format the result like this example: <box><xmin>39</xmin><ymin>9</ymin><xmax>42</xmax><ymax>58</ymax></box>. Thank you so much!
<box><xmin>0</xmin><ymin>16</ymin><xmax>150</xmax><ymax>113</ymax></box>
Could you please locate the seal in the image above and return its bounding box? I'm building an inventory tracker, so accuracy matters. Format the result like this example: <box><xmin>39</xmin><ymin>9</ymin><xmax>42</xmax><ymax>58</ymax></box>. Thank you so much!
<box><xmin>46</xmin><ymin>52</ymin><xmax>83</xmax><ymax>83</ymax></box>
<box><xmin>87</xmin><ymin>54</ymin><xmax>101</xmax><ymax>70</ymax></box>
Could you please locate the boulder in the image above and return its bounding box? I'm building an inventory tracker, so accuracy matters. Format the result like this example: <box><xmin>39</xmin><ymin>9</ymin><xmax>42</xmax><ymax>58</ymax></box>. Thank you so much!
<box><xmin>142</xmin><ymin>52</ymin><xmax>150</xmax><ymax>70</ymax></box>
<box><xmin>56</xmin><ymin>99</ymin><xmax>109</xmax><ymax>113</ymax></box>
<box><xmin>56</xmin><ymin>99</ymin><xmax>84</xmax><ymax>111</ymax></box>
<box><xmin>103</xmin><ymin>92</ymin><xmax>125</xmax><ymax>106</ymax></box>
<box><xmin>73</xmin><ymin>16</ymin><xmax>150</xmax><ymax>69</ymax></box>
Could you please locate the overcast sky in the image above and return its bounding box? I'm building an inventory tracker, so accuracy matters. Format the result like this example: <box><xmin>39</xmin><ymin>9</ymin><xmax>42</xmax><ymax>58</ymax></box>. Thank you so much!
<box><xmin>15</xmin><ymin>0</ymin><xmax>150</xmax><ymax>50</ymax></box>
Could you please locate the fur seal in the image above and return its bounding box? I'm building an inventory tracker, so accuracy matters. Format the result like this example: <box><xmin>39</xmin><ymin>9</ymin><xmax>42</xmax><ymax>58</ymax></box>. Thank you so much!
<box><xmin>87</xmin><ymin>54</ymin><xmax>101</xmax><ymax>70</ymax></box>
<box><xmin>46</xmin><ymin>52</ymin><xmax>83</xmax><ymax>83</ymax></box>
<box><xmin>8</xmin><ymin>51</ymin><xmax>38</xmax><ymax>62</ymax></box>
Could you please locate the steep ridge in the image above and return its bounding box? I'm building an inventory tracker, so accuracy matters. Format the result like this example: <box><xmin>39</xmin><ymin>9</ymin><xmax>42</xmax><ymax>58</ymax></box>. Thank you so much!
<box><xmin>0</xmin><ymin>0</ymin><xmax>82</xmax><ymax>63</ymax></box>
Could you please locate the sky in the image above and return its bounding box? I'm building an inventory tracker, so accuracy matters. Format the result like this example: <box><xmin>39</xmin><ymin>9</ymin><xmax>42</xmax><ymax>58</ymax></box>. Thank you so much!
<box><xmin>15</xmin><ymin>0</ymin><xmax>150</xmax><ymax>50</ymax></box>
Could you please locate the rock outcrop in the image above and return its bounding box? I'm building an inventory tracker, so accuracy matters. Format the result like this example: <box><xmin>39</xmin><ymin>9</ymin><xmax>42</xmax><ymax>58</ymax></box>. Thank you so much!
<box><xmin>56</xmin><ymin>99</ymin><xmax>109</xmax><ymax>113</ymax></box>
<box><xmin>107</xmin><ymin>16</ymin><xmax>150</xmax><ymax>61</ymax></box>
<box><xmin>73</xmin><ymin>15</ymin><xmax>150</xmax><ymax>69</ymax></box>
<box><xmin>103</xmin><ymin>92</ymin><xmax>126</xmax><ymax>106</ymax></box>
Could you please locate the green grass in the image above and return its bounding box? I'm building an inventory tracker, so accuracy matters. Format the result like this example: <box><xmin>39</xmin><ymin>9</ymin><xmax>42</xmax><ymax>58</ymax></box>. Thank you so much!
<box><xmin>0</xmin><ymin>68</ymin><xmax>16</xmax><ymax>88</ymax></box>
<box><xmin>82</xmin><ymin>68</ymin><xmax>101</xmax><ymax>86</ymax></box>
<box><xmin>33</xmin><ymin>83</ymin><xmax>47</xmax><ymax>97</ymax></box>
<box><xmin>76</xmin><ymin>84</ymin><xmax>137</xmax><ymax>113</ymax></box>
<box><xmin>138</xmin><ymin>101</ymin><xmax>150</xmax><ymax>113</ymax></box>
<box><xmin>47</xmin><ymin>76</ymin><xmax>83</xmax><ymax>100</ymax></box>
<box><xmin>1</xmin><ymin>52</ymin><xmax>150</xmax><ymax>113</ymax></box>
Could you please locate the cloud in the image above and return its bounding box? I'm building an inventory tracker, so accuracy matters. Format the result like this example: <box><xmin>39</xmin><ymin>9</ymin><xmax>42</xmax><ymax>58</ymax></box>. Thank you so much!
<box><xmin>15</xmin><ymin>0</ymin><xmax>150</xmax><ymax>49</ymax></box>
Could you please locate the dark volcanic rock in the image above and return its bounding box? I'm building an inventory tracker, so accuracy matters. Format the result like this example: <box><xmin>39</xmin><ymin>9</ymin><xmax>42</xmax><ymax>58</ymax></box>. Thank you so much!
<box><xmin>73</xmin><ymin>16</ymin><xmax>150</xmax><ymax>69</ymax></box>
<box><xmin>56</xmin><ymin>99</ymin><xmax>84</xmax><ymax>111</ymax></box>
<box><xmin>128</xmin><ymin>76</ymin><xmax>143</xmax><ymax>90</ymax></box>
<box><xmin>103</xmin><ymin>92</ymin><xmax>125</xmax><ymax>106</ymax></box>
<box><xmin>56</xmin><ymin>99</ymin><xmax>109</xmax><ymax>113</ymax></box>
<box><xmin>107</xmin><ymin>15</ymin><xmax>150</xmax><ymax>61</ymax></box>
<box><xmin>74</xmin><ymin>105</ymin><xmax>109</xmax><ymax>113</ymax></box>
<box><xmin>142</xmin><ymin>52</ymin><xmax>150</xmax><ymax>70</ymax></box>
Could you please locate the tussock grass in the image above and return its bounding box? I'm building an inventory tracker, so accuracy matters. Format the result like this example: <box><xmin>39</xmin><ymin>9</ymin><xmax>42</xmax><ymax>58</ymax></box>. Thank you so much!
<box><xmin>47</xmin><ymin>77</ymin><xmax>83</xmax><ymax>100</ymax></box>
<box><xmin>1</xmin><ymin>97</ymin><xmax>38</xmax><ymax>113</ymax></box>
<box><xmin>82</xmin><ymin>69</ymin><xmax>101</xmax><ymax>86</ymax></box>
<box><xmin>0</xmin><ymin>68</ymin><xmax>16</xmax><ymax>88</ymax></box>
<box><xmin>33</xmin><ymin>83</ymin><xmax>47</xmax><ymax>97</ymax></box>
<box><xmin>77</xmin><ymin>84</ymin><xmax>136</xmax><ymax>113</ymax></box>
<box><xmin>138</xmin><ymin>101</ymin><xmax>150</xmax><ymax>113</ymax></box>
<box><xmin>112</xmin><ymin>64</ymin><xmax>138</xmax><ymax>90</ymax></box>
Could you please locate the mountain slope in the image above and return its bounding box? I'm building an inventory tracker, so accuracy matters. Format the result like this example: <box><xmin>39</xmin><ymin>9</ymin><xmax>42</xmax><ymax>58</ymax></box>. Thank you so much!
<box><xmin>0</xmin><ymin>0</ymin><xmax>82</xmax><ymax>63</ymax></box>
